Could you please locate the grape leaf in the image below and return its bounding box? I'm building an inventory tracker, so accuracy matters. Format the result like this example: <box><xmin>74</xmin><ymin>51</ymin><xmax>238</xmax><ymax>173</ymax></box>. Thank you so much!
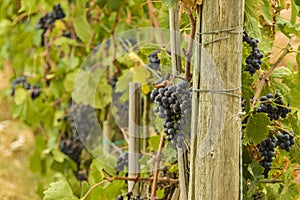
<box><xmin>131</xmin><ymin>66</ymin><xmax>150</xmax><ymax>85</ymax></box>
<box><xmin>116</xmin><ymin>70</ymin><xmax>132</xmax><ymax>93</ymax></box>
<box><xmin>63</xmin><ymin>69</ymin><xmax>78</xmax><ymax>93</ymax></box>
<box><xmin>270</xmin><ymin>66</ymin><xmax>292</xmax><ymax>79</ymax></box>
<box><xmin>107</xmin><ymin>0</ymin><xmax>123</xmax><ymax>11</ymax></box>
<box><xmin>72</xmin><ymin>69</ymin><xmax>112</xmax><ymax>108</ymax></box>
<box><xmin>0</xmin><ymin>19</ymin><xmax>11</xmax><ymax>36</ymax></box>
<box><xmin>291</xmin><ymin>0</ymin><xmax>298</xmax><ymax>24</ymax></box>
<box><xmin>43</xmin><ymin>180</ymin><xmax>78</xmax><ymax>200</ymax></box>
<box><xmin>148</xmin><ymin>135</ymin><xmax>161</xmax><ymax>151</ymax></box>
<box><xmin>73</xmin><ymin>0</ymin><xmax>92</xmax><ymax>43</ymax></box>
<box><xmin>156</xmin><ymin>189</ymin><xmax>165</xmax><ymax>199</ymax></box>
<box><xmin>261</xmin><ymin>0</ymin><xmax>273</xmax><ymax>24</ymax></box>
<box><xmin>278</xmin><ymin>183</ymin><xmax>300</xmax><ymax>200</ymax></box>
<box><xmin>245</xmin><ymin>113</ymin><xmax>270</xmax><ymax>144</ymax></box>
<box><xmin>19</xmin><ymin>0</ymin><xmax>38</xmax><ymax>13</ymax></box>
<box><xmin>14</xmin><ymin>88</ymin><xmax>27</xmax><ymax>105</ymax></box>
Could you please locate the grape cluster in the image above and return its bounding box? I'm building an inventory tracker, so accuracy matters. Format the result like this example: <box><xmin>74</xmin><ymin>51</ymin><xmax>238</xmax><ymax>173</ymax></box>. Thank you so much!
<box><xmin>68</xmin><ymin>103</ymin><xmax>97</xmax><ymax>140</ymax></box>
<box><xmin>115</xmin><ymin>152</ymin><xmax>129</xmax><ymax>173</ymax></box>
<box><xmin>36</xmin><ymin>4</ymin><xmax>65</xmax><ymax>30</ymax></box>
<box><xmin>252</xmin><ymin>192</ymin><xmax>263</xmax><ymax>200</ymax></box>
<box><xmin>11</xmin><ymin>76</ymin><xmax>41</xmax><ymax>100</ymax></box>
<box><xmin>257</xmin><ymin>136</ymin><xmax>276</xmax><ymax>178</ymax></box>
<box><xmin>243</xmin><ymin>31</ymin><xmax>263</xmax><ymax>75</ymax></box>
<box><xmin>59</xmin><ymin>135</ymin><xmax>83</xmax><ymax>164</ymax></box>
<box><xmin>257</xmin><ymin>130</ymin><xmax>295</xmax><ymax>178</ymax></box>
<box><xmin>255</xmin><ymin>93</ymin><xmax>291</xmax><ymax>120</ymax></box>
<box><xmin>117</xmin><ymin>192</ymin><xmax>143</xmax><ymax>200</ymax></box>
<box><xmin>148</xmin><ymin>50</ymin><xmax>160</xmax><ymax>70</ymax></box>
<box><xmin>276</xmin><ymin>131</ymin><xmax>294</xmax><ymax>152</ymax></box>
<box><xmin>36</xmin><ymin>4</ymin><xmax>65</xmax><ymax>46</ymax></box>
<box><xmin>150</xmin><ymin>75</ymin><xmax>191</xmax><ymax>146</ymax></box>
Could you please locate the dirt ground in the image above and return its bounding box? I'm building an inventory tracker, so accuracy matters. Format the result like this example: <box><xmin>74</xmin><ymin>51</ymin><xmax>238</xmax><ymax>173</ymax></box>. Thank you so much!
<box><xmin>0</xmin><ymin>63</ymin><xmax>40</xmax><ymax>200</ymax></box>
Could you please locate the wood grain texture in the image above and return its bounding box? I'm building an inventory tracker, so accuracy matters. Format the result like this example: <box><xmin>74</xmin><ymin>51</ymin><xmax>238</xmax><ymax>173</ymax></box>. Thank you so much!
<box><xmin>128</xmin><ymin>82</ymin><xmax>141</xmax><ymax>194</ymax></box>
<box><xmin>188</xmin><ymin>0</ymin><xmax>244</xmax><ymax>199</ymax></box>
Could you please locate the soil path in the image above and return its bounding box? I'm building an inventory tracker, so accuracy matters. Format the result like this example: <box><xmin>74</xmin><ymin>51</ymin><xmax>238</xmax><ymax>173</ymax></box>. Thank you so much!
<box><xmin>0</xmin><ymin>63</ymin><xmax>39</xmax><ymax>200</ymax></box>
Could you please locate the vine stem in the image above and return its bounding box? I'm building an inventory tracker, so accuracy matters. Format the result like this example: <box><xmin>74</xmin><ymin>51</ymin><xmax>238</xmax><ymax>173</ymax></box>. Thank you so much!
<box><xmin>80</xmin><ymin>180</ymin><xmax>109</xmax><ymax>200</ymax></box>
<box><xmin>150</xmin><ymin>131</ymin><xmax>165</xmax><ymax>199</ymax></box>
<box><xmin>251</xmin><ymin>37</ymin><xmax>294</xmax><ymax>106</ymax></box>
<box><xmin>146</xmin><ymin>0</ymin><xmax>166</xmax><ymax>46</ymax></box>
<box><xmin>184</xmin><ymin>12</ymin><xmax>196</xmax><ymax>83</ymax></box>
<box><xmin>258</xmin><ymin>179</ymin><xmax>283</xmax><ymax>183</ymax></box>
<box><xmin>102</xmin><ymin>168</ymin><xmax>179</xmax><ymax>184</ymax></box>
<box><xmin>111</xmin><ymin>10</ymin><xmax>121</xmax><ymax>62</ymax></box>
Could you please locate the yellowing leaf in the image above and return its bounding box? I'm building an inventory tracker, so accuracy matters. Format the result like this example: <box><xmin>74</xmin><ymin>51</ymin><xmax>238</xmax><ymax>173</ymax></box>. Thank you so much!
<box><xmin>128</xmin><ymin>52</ymin><xmax>143</xmax><ymax>67</ymax></box>
<box><xmin>43</xmin><ymin>180</ymin><xmax>78</xmax><ymax>200</ymax></box>
<box><xmin>141</xmin><ymin>83</ymin><xmax>151</xmax><ymax>94</ymax></box>
<box><xmin>14</xmin><ymin>88</ymin><xmax>28</xmax><ymax>105</ymax></box>
<box><xmin>131</xmin><ymin>66</ymin><xmax>150</xmax><ymax>84</ymax></box>
<box><xmin>54</xmin><ymin>20</ymin><xmax>67</xmax><ymax>32</ymax></box>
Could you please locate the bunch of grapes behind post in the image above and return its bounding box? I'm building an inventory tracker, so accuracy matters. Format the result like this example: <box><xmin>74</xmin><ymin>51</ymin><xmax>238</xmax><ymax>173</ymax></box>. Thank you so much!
<box><xmin>150</xmin><ymin>74</ymin><xmax>191</xmax><ymax>147</ymax></box>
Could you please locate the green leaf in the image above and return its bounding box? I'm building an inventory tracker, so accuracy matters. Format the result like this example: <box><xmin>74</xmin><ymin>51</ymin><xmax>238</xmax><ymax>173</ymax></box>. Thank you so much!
<box><xmin>279</xmin><ymin>183</ymin><xmax>300</xmax><ymax>200</ymax></box>
<box><xmin>271</xmin><ymin>66</ymin><xmax>292</xmax><ymax>79</ymax></box>
<box><xmin>148</xmin><ymin>135</ymin><xmax>161</xmax><ymax>151</ymax></box>
<box><xmin>19</xmin><ymin>0</ymin><xmax>38</xmax><ymax>13</ymax></box>
<box><xmin>64</xmin><ymin>69</ymin><xmax>79</xmax><ymax>93</ymax></box>
<box><xmin>244</xmin><ymin>0</ymin><xmax>262</xmax><ymax>39</ymax></box>
<box><xmin>107</xmin><ymin>0</ymin><xmax>123</xmax><ymax>11</ymax></box>
<box><xmin>80</xmin><ymin>181</ymin><xmax>91</xmax><ymax>199</ymax></box>
<box><xmin>72</xmin><ymin>69</ymin><xmax>112</xmax><ymax>108</ymax></box>
<box><xmin>156</xmin><ymin>189</ymin><xmax>165</xmax><ymax>199</ymax></box>
<box><xmin>30</xmin><ymin>135</ymin><xmax>47</xmax><ymax>173</ymax></box>
<box><xmin>261</xmin><ymin>0</ymin><xmax>273</xmax><ymax>24</ymax></box>
<box><xmin>276</xmin><ymin>17</ymin><xmax>300</xmax><ymax>38</ymax></box>
<box><xmin>14</xmin><ymin>88</ymin><xmax>28</xmax><ymax>105</ymax></box>
<box><xmin>116</xmin><ymin>70</ymin><xmax>132</xmax><ymax>93</ymax></box>
<box><xmin>245</xmin><ymin>113</ymin><xmax>270</xmax><ymax>144</ymax></box>
<box><xmin>94</xmin><ymin>78</ymin><xmax>112</xmax><ymax>109</ymax></box>
<box><xmin>43</xmin><ymin>180</ymin><xmax>79</xmax><ymax>200</ymax></box>
<box><xmin>73</xmin><ymin>0</ymin><xmax>92</xmax><ymax>43</ymax></box>
<box><xmin>0</xmin><ymin>19</ymin><xmax>11</xmax><ymax>36</ymax></box>
<box><xmin>242</xmin><ymin>72</ymin><xmax>254</xmax><ymax>111</ymax></box>
<box><xmin>96</xmin><ymin>0</ymin><xmax>107</xmax><ymax>8</ymax></box>
<box><xmin>291</xmin><ymin>0</ymin><xmax>298</xmax><ymax>24</ymax></box>
<box><xmin>250</xmin><ymin>161</ymin><xmax>264</xmax><ymax>177</ymax></box>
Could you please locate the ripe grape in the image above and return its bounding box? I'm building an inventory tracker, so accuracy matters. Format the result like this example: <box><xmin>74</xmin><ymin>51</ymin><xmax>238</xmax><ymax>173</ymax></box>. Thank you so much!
<box><xmin>150</xmin><ymin>75</ymin><xmax>191</xmax><ymax>145</ymax></box>
<box><xmin>148</xmin><ymin>50</ymin><xmax>160</xmax><ymax>70</ymax></box>
<box><xmin>276</xmin><ymin>130</ymin><xmax>294</xmax><ymax>152</ymax></box>
<box><xmin>257</xmin><ymin>136</ymin><xmax>276</xmax><ymax>178</ymax></box>
<box><xmin>255</xmin><ymin>92</ymin><xmax>291</xmax><ymax>120</ymax></box>
<box><xmin>243</xmin><ymin>30</ymin><xmax>263</xmax><ymax>75</ymax></box>
<box><xmin>115</xmin><ymin>152</ymin><xmax>129</xmax><ymax>173</ymax></box>
<box><xmin>11</xmin><ymin>76</ymin><xmax>41</xmax><ymax>100</ymax></box>
<box><xmin>59</xmin><ymin>135</ymin><xmax>83</xmax><ymax>164</ymax></box>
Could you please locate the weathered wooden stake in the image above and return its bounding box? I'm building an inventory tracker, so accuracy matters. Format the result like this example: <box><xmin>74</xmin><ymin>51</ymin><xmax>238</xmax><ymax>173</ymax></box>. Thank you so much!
<box><xmin>102</xmin><ymin>120</ymin><xmax>111</xmax><ymax>153</ymax></box>
<box><xmin>188</xmin><ymin>1</ymin><xmax>244</xmax><ymax>200</ymax></box>
<box><xmin>143</xmin><ymin>94</ymin><xmax>150</xmax><ymax>152</ymax></box>
<box><xmin>169</xmin><ymin>4</ymin><xmax>182</xmax><ymax>75</ymax></box>
<box><xmin>128</xmin><ymin>82</ymin><xmax>142</xmax><ymax>194</ymax></box>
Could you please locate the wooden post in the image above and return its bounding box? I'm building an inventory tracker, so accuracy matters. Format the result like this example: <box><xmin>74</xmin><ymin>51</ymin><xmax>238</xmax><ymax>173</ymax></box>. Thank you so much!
<box><xmin>143</xmin><ymin>94</ymin><xmax>150</xmax><ymax>152</ymax></box>
<box><xmin>188</xmin><ymin>1</ymin><xmax>244</xmax><ymax>200</ymax></box>
<box><xmin>169</xmin><ymin>4</ymin><xmax>182</xmax><ymax>75</ymax></box>
<box><xmin>128</xmin><ymin>82</ymin><xmax>141</xmax><ymax>194</ymax></box>
<box><xmin>169</xmin><ymin>3</ymin><xmax>187</xmax><ymax>200</ymax></box>
<box><xmin>102</xmin><ymin>120</ymin><xmax>111</xmax><ymax>153</ymax></box>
